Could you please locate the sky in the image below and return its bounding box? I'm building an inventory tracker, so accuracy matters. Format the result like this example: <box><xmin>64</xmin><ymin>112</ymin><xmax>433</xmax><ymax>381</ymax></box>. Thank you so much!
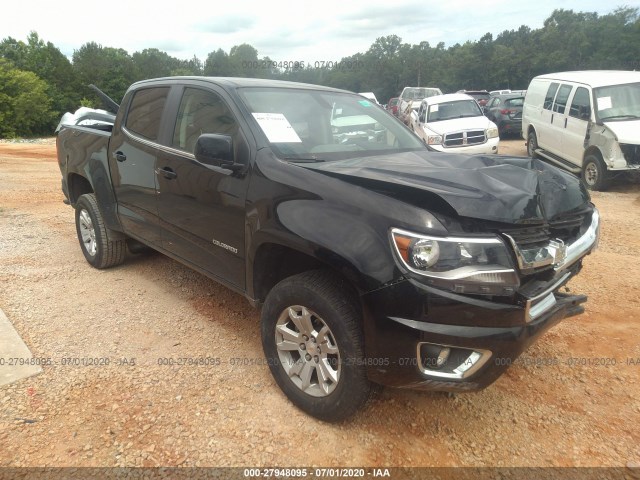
<box><xmin>1</xmin><ymin>0</ymin><xmax>635</xmax><ymax>63</ymax></box>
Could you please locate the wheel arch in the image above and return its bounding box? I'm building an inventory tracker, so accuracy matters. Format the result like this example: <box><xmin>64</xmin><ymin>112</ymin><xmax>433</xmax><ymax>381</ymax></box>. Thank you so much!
<box><xmin>250</xmin><ymin>241</ymin><xmax>368</xmax><ymax>307</ymax></box>
<box><xmin>583</xmin><ymin>146</ymin><xmax>605</xmax><ymax>165</ymax></box>
<box><xmin>67</xmin><ymin>173</ymin><xmax>94</xmax><ymax>204</ymax></box>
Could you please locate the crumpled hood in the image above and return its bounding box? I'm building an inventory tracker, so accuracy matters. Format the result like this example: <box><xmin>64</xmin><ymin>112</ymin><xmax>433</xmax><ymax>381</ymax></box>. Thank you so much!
<box><xmin>424</xmin><ymin>116</ymin><xmax>494</xmax><ymax>135</ymax></box>
<box><xmin>301</xmin><ymin>151</ymin><xmax>590</xmax><ymax>224</ymax></box>
<box><xmin>603</xmin><ymin>119</ymin><xmax>640</xmax><ymax>144</ymax></box>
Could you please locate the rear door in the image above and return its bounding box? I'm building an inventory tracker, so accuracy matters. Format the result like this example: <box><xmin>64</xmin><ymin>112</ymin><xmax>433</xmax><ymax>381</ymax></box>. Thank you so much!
<box><xmin>547</xmin><ymin>83</ymin><xmax>574</xmax><ymax>155</ymax></box>
<box><xmin>155</xmin><ymin>85</ymin><xmax>251</xmax><ymax>288</ymax></box>
<box><xmin>108</xmin><ymin>86</ymin><xmax>171</xmax><ymax>247</ymax></box>
<box><xmin>536</xmin><ymin>82</ymin><xmax>559</xmax><ymax>151</ymax></box>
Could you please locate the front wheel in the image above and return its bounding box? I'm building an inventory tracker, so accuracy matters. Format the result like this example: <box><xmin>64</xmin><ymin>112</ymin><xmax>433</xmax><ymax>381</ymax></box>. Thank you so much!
<box><xmin>582</xmin><ymin>154</ymin><xmax>610</xmax><ymax>191</ymax></box>
<box><xmin>261</xmin><ymin>270</ymin><xmax>371</xmax><ymax>422</ymax></box>
<box><xmin>75</xmin><ymin>193</ymin><xmax>126</xmax><ymax>268</ymax></box>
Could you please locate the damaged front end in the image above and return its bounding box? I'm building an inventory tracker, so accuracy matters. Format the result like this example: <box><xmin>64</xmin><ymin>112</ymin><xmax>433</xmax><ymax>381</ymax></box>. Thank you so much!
<box><xmin>307</xmin><ymin>150</ymin><xmax>601</xmax><ymax>390</ymax></box>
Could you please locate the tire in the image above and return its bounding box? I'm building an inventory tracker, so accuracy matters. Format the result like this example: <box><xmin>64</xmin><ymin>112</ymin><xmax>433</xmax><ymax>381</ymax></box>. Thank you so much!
<box><xmin>582</xmin><ymin>154</ymin><xmax>610</xmax><ymax>191</ymax></box>
<box><xmin>527</xmin><ymin>130</ymin><xmax>539</xmax><ymax>158</ymax></box>
<box><xmin>75</xmin><ymin>193</ymin><xmax>126</xmax><ymax>269</ymax></box>
<box><xmin>261</xmin><ymin>270</ymin><xmax>371</xmax><ymax>422</ymax></box>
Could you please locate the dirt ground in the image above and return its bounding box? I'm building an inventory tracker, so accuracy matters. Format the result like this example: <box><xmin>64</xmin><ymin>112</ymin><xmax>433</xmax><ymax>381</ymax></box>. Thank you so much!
<box><xmin>0</xmin><ymin>139</ymin><xmax>639</xmax><ymax>469</ymax></box>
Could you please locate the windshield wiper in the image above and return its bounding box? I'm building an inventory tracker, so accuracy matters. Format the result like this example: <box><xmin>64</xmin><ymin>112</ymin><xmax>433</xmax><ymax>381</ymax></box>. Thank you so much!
<box><xmin>600</xmin><ymin>114</ymin><xmax>640</xmax><ymax>121</ymax></box>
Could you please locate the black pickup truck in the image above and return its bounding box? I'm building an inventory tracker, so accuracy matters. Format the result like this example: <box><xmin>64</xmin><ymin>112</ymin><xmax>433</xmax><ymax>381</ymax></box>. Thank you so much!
<box><xmin>56</xmin><ymin>77</ymin><xmax>600</xmax><ymax>421</ymax></box>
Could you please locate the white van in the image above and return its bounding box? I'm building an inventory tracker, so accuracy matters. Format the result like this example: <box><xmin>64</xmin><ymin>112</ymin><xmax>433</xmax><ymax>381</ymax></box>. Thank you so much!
<box><xmin>522</xmin><ymin>70</ymin><xmax>640</xmax><ymax>190</ymax></box>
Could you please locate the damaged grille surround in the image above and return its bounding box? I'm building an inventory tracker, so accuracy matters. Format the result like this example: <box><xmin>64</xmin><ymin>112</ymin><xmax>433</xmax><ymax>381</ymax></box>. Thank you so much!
<box><xmin>501</xmin><ymin>209</ymin><xmax>599</xmax><ymax>276</ymax></box>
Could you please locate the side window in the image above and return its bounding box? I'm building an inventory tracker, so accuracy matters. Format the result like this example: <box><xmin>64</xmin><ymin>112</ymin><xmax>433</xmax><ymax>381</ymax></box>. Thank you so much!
<box><xmin>125</xmin><ymin>87</ymin><xmax>170</xmax><ymax>140</ymax></box>
<box><xmin>172</xmin><ymin>88</ymin><xmax>239</xmax><ymax>153</ymax></box>
<box><xmin>553</xmin><ymin>84</ymin><xmax>573</xmax><ymax>114</ymax></box>
<box><xmin>569</xmin><ymin>87</ymin><xmax>591</xmax><ymax>119</ymax></box>
<box><xmin>543</xmin><ymin>82</ymin><xmax>559</xmax><ymax>110</ymax></box>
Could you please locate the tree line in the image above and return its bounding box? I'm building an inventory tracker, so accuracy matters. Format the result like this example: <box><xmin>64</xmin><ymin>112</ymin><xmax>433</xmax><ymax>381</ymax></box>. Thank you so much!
<box><xmin>0</xmin><ymin>6</ymin><xmax>638</xmax><ymax>138</ymax></box>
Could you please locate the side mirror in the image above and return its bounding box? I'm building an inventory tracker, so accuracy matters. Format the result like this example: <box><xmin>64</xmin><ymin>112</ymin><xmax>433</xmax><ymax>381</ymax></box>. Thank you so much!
<box><xmin>194</xmin><ymin>134</ymin><xmax>242</xmax><ymax>172</ymax></box>
<box><xmin>579</xmin><ymin>105</ymin><xmax>591</xmax><ymax>121</ymax></box>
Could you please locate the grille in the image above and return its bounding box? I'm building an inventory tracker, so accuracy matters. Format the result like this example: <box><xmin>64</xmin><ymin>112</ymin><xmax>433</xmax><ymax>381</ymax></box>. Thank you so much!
<box><xmin>443</xmin><ymin>130</ymin><xmax>486</xmax><ymax>147</ymax></box>
<box><xmin>502</xmin><ymin>210</ymin><xmax>591</xmax><ymax>274</ymax></box>
<box><xmin>620</xmin><ymin>144</ymin><xmax>640</xmax><ymax>166</ymax></box>
<box><xmin>549</xmin><ymin>211</ymin><xmax>587</xmax><ymax>240</ymax></box>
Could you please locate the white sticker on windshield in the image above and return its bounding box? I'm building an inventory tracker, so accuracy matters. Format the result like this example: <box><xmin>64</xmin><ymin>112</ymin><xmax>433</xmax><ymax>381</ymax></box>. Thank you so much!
<box><xmin>252</xmin><ymin>113</ymin><xmax>302</xmax><ymax>143</ymax></box>
<box><xmin>597</xmin><ymin>96</ymin><xmax>612</xmax><ymax>110</ymax></box>
<box><xmin>431</xmin><ymin>105</ymin><xmax>439</xmax><ymax>112</ymax></box>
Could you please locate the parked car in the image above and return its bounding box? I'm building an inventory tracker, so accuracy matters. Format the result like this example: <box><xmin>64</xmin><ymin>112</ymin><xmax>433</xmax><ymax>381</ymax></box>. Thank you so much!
<box><xmin>490</xmin><ymin>89</ymin><xmax>511</xmax><ymax>96</ymax></box>
<box><xmin>398</xmin><ymin>86</ymin><xmax>443</xmax><ymax>125</ymax></box>
<box><xmin>56</xmin><ymin>77</ymin><xmax>598</xmax><ymax>421</ymax></box>
<box><xmin>457</xmin><ymin>89</ymin><xmax>491</xmax><ymax>108</ymax></box>
<box><xmin>331</xmin><ymin>101</ymin><xmax>385</xmax><ymax>144</ymax></box>
<box><xmin>483</xmin><ymin>94</ymin><xmax>525</xmax><ymax>138</ymax></box>
<box><xmin>412</xmin><ymin>93</ymin><xmax>500</xmax><ymax>154</ymax></box>
<box><xmin>523</xmin><ymin>70</ymin><xmax>640</xmax><ymax>190</ymax></box>
<box><xmin>387</xmin><ymin>97</ymin><xmax>400</xmax><ymax>116</ymax></box>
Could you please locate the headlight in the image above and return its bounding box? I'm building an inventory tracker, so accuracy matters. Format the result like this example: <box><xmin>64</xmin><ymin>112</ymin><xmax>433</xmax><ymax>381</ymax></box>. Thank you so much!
<box><xmin>391</xmin><ymin>228</ymin><xmax>519</xmax><ymax>295</ymax></box>
<box><xmin>487</xmin><ymin>127</ymin><xmax>499</xmax><ymax>139</ymax></box>
<box><xmin>427</xmin><ymin>135</ymin><xmax>443</xmax><ymax>145</ymax></box>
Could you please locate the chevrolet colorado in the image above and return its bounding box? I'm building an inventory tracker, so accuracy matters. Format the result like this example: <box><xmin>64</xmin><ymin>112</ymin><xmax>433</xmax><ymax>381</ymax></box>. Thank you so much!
<box><xmin>56</xmin><ymin>77</ymin><xmax>600</xmax><ymax>421</ymax></box>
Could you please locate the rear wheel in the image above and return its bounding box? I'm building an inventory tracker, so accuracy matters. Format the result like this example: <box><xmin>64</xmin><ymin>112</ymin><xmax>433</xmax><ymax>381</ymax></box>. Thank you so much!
<box><xmin>75</xmin><ymin>193</ymin><xmax>126</xmax><ymax>268</ymax></box>
<box><xmin>527</xmin><ymin>130</ymin><xmax>539</xmax><ymax>158</ymax></box>
<box><xmin>261</xmin><ymin>270</ymin><xmax>371</xmax><ymax>422</ymax></box>
<box><xmin>582</xmin><ymin>154</ymin><xmax>610</xmax><ymax>191</ymax></box>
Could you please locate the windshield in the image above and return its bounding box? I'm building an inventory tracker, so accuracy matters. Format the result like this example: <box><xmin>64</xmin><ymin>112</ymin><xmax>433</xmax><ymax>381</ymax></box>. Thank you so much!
<box><xmin>594</xmin><ymin>82</ymin><xmax>640</xmax><ymax>121</ymax></box>
<box><xmin>427</xmin><ymin>100</ymin><xmax>482</xmax><ymax>122</ymax></box>
<box><xmin>239</xmin><ymin>87</ymin><xmax>425</xmax><ymax>161</ymax></box>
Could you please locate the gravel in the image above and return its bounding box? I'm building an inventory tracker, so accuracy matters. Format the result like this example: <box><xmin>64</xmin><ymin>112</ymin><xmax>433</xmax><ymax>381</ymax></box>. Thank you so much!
<box><xmin>0</xmin><ymin>139</ymin><xmax>638</xmax><ymax>468</ymax></box>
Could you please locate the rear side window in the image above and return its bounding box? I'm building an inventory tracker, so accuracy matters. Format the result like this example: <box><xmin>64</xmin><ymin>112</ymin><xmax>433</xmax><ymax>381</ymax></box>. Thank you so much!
<box><xmin>125</xmin><ymin>87</ymin><xmax>170</xmax><ymax>140</ymax></box>
<box><xmin>553</xmin><ymin>84</ymin><xmax>573</xmax><ymax>114</ymax></box>
<box><xmin>505</xmin><ymin>97</ymin><xmax>524</xmax><ymax>107</ymax></box>
<box><xmin>569</xmin><ymin>87</ymin><xmax>591</xmax><ymax>119</ymax></box>
<box><xmin>543</xmin><ymin>83</ymin><xmax>559</xmax><ymax>110</ymax></box>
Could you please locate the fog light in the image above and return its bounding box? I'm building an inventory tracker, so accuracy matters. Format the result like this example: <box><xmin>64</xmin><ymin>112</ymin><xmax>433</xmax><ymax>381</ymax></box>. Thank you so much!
<box><xmin>417</xmin><ymin>342</ymin><xmax>492</xmax><ymax>380</ymax></box>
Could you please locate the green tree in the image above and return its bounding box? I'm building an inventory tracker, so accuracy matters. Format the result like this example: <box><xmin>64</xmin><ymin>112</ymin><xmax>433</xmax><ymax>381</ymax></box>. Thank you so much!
<box><xmin>132</xmin><ymin>48</ymin><xmax>181</xmax><ymax>81</ymax></box>
<box><xmin>1</xmin><ymin>32</ymin><xmax>79</xmax><ymax>115</ymax></box>
<box><xmin>0</xmin><ymin>59</ymin><xmax>53</xmax><ymax>137</ymax></box>
<box><xmin>204</xmin><ymin>48</ymin><xmax>234</xmax><ymax>76</ymax></box>
<box><xmin>230</xmin><ymin>43</ymin><xmax>259</xmax><ymax>77</ymax></box>
<box><xmin>72</xmin><ymin>42</ymin><xmax>136</xmax><ymax>102</ymax></box>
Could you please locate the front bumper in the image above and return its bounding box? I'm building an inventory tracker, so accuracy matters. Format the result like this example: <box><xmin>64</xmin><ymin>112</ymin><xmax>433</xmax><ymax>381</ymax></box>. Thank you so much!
<box><xmin>428</xmin><ymin>137</ymin><xmax>499</xmax><ymax>154</ymax></box>
<box><xmin>361</xmin><ymin>268</ymin><xmax>586</xmax><ymax>391</ymax></box>
<box><xmin>498</xmin><ymin>119</ymin><xmax>522</xmax><ymax>134</ymax></box>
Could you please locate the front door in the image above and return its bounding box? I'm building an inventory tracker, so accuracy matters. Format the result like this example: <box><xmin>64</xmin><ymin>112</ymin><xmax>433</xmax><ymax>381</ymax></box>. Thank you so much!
<box><xmin>155</xmin><ymin>86</ymin><xmax>250</xmax><ymax>288</ymax></box>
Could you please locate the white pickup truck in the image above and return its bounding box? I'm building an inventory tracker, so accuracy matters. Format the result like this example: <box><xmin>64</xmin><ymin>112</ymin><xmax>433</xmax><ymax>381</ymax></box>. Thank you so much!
<box><xmin>411</xmin><ymin>93</ymin><xmax>500</xmax><ymax>154</ymax></box>
<box><xmin>398</xmin><ymin>86</ymin><xmax>442</xmax><ymax>126</ymax></box>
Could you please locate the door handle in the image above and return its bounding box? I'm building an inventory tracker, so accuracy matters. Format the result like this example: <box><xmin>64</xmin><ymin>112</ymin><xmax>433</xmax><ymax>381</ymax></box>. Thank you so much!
<box><xmin>156</xmin><ymin>167</ymin><xmax>177</xmax><ymax>180</ymax></box>
<box><xmin>114</xmin><ymin>151</ymin><xmax>127</xmax><ymax>162</ymax></box>
<box><xmin>564</xmin><ymin>118</ymin><xmax>568</xmax><ymax>128</ymax></box>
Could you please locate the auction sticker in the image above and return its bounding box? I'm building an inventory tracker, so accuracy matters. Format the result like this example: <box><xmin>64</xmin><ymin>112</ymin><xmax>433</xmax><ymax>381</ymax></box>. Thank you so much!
<box><xmin>252</xmin><ymin>113</ymin><xmax>302</xmax><ymax>143</ymax></box>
